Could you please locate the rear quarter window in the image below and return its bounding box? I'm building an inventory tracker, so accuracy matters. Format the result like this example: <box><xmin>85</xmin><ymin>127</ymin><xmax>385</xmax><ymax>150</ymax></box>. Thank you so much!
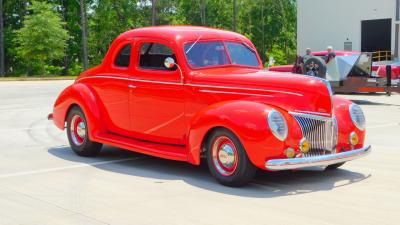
<box><xmin>114</xmin><ymin>44</ymin><xmax>131</xmax><ymax>67</ymax></box>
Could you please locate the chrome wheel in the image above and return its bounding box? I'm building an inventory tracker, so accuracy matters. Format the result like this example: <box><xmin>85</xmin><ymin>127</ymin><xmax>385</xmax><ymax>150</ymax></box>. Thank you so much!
<box><xmin>66</xmin><ymin>107</ymin><xmax>102</xmax><ymax>157</ymax></box>
<box><xmin>70</xmin><ymin>114</ymin><xmax>86</xmax><ymax>146</ymax></box>
<box><xmin>211</xmin><ymin>136</ymin><xmax>238</xmax><ymax>176</ymax></box>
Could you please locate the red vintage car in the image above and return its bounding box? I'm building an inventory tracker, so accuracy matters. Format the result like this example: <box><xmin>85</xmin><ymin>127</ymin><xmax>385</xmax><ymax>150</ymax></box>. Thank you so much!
<box><xmin>49</xmin><ymin>26</ymin><xmax>371</xmax><ymax>186</ymax></box>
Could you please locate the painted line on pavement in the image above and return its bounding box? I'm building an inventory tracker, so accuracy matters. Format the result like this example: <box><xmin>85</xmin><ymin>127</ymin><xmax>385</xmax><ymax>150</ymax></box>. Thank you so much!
<box><xmin>0</xmin><ymin>157</ymin><xmax>144</xmax><ymax>179</ymax></box>
<box><xmin>0</xmin><ymin>126</ymin><xmax>49</xmax><ymax>132</ymax></box>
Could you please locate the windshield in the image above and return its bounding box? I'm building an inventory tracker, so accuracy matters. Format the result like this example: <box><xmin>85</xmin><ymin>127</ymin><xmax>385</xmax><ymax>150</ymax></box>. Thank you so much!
<box><xmin>184</xmin><ymin>41</ymin><xmax>260</xmax><ymax>69</ymax></box>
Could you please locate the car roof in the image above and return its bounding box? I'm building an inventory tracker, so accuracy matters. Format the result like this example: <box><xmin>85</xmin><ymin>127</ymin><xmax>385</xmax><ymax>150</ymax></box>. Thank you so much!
<box><xmin>116</xmin><ymin>25</ymin><xmax>253</xmax><ymax>45</ymax></box>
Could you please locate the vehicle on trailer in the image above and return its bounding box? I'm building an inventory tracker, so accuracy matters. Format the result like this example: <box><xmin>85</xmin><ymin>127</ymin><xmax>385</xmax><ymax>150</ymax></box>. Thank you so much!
<box><xmin>49</xmin><ymin>26</ymin><xmax>371</xmax><ymax>186</ymax></box>
<box><xmin>372</xmin><ymin>61</ymin><xmax>400</xmax><ymax>82</ymax></box>
<box><xmin>269</xmin><ymin>51</ymin><xmax>400</xmax><ymax>95</ymax></box>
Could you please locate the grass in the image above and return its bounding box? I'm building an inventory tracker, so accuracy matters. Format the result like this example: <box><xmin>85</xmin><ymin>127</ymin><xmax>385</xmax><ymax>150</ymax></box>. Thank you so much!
<box><xmin>0</xmin><ymin>75</ymin><xmax>77</xmax><ymax>81</ymax></box>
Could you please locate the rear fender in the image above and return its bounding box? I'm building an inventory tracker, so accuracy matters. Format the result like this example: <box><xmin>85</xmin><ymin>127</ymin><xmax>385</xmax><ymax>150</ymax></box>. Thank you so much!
<box><xmin>187</xmin><ymin>101</ymin><xmax>283</xmax><ymax>167</ymax></box>
<box><xmin>52</xmin><ymin>83</ymin><xmax>104</xmax><ymax>139</ymax></box>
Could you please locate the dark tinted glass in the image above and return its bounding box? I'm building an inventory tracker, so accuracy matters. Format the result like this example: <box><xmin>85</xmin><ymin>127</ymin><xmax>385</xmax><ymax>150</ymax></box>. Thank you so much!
<box><xmin>139</xmin><ymin>42</ymin><xmax>176</xmax><ymax>70</ymax></box>
<box><xmin>114</xmin><ymin>44</ymin><xmax>131</xmax><ymax>67</ymax></box>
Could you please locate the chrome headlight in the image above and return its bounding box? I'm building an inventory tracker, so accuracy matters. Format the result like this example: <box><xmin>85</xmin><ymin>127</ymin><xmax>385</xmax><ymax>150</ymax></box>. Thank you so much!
<box><xmin>268</xmin><ymin>109</ymin><xmax>288</xmax><ymax>141</ymax></box>
<box><xmin>349</xmin><ymin>104</ymin><xmax>365</xmax><ymax>130</ymax></box>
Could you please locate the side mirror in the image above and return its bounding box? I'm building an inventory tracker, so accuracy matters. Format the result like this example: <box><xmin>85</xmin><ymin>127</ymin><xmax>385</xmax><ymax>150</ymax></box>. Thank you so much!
<box><xmin>164</xmin><ymin>57</ymin><xmax>176</xmax><ymax>69</ymax></box>
<box><xmin>164</xmin><ymin>56</ymin><xmax>184</xmax><ymax>83</ymax></box>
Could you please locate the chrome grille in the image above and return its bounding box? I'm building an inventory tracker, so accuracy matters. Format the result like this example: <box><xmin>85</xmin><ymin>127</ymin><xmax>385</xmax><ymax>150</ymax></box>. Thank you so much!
<box><xmin>291</xmin><ymin>112</ymin><xmax>338</xmax><ymax>157</ymax></box>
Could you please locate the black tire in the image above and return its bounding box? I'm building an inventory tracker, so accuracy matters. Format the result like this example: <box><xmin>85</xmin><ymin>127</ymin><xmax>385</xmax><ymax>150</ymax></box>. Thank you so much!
<box><xmin>303</xmin><ymin>57</ymin><xmax>327</xmax><ymax>79</ymax></box>
<box><xmin>206</xmin><ymin>129</ymin><xmax>257</xmax><ymax>187</ymax></box>
<box><xmin>66</xmin><ymin>106</ymin><xmax>102</xmax><ymax>157</ymax></box>
<box><xmin>325</xmin><ymin>162</ymin><xmax>345</xmax><ymax>170</ymax></box>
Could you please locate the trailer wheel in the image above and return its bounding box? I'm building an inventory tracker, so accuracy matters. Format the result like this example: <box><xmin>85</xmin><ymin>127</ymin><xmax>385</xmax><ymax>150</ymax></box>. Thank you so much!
<box><xmin>303</xmin><ymin>57</ymin><xmax>327</xmax><ymax>79</ymax></box>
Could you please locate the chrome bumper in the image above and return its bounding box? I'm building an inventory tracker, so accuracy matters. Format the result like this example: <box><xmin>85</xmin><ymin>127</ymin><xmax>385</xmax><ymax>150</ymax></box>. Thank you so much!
<box><xmin>265</xmin><ymin>145</ymin><xmax>371</xmax><ymax>171</ymax></box>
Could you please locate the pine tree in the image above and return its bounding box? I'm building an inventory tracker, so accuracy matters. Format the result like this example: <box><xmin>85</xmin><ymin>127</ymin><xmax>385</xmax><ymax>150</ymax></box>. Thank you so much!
<box><xmin>15</xmin><ymin>1</ymin><xmax>70</xmax><ymax>75</ymax></box>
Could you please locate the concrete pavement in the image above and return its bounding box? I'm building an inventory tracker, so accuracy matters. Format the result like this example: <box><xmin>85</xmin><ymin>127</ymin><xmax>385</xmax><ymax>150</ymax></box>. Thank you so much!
<box><xmin>0</xmin><ymin>80</ymin><xmax>399</xmax><ymax>225</ymax></box>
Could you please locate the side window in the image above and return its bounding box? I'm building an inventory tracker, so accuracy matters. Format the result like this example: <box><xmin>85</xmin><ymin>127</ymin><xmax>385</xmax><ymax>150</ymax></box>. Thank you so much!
<box><xmin>114</xmin><ymin>44</ymin><xmax>131</xmax><ymax>67</ymax></box>
<box><xmin>139</xmin><ymin>42</ymin><xmax>176</xmax><ymax>70</ymax></box>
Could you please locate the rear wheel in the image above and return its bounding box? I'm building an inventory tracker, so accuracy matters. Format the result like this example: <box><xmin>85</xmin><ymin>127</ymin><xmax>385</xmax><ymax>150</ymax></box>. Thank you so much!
<box><xmin>66</xmin><ymin>106</ymin><xmax>102</xmax><ymax>157</ymax></box>
<box><xmin>206</xmin><ymin>129</ymin><xmax>257</xmax><ymax>187</ymax></box>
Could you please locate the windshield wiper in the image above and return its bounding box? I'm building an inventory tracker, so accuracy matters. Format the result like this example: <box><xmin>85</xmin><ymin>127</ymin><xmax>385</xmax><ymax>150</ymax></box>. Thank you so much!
<box><xmin>185</xmin><ymin>35</ymin><xmax>202</xmax><ymax>54</ymax></box>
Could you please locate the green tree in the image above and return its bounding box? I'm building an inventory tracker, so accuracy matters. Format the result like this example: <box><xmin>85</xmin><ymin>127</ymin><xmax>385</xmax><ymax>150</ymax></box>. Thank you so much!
<box><xmin>49</xmin><ymin>0</ymin><xmax>95</xmax><ymax>75</ymax></box>
<box><xmin>3</xmin><ymin>0</ymin><xmax>297</xmax><ymax>75</ymax></box>
<box><xmin>0</xmin><ymin>0</ymin><xmax>4</xmax><ymax>76</ymax></box>
<box><xmin>2</xmin><ymin>0</ymin><xmax>27</xmax><ymax>75</ymax></box>
<box><xmin>237</xmin><ymin>0</ymin><xmax>297</xmax><ymax>64</ymax></box>
<box><xmin>88</xmin><ymin>0</ymin><xmax>141</xmax><ymax>66</ymax></box>
<box><xmin>15</xmin><ymin>1</ymin><xmax>70</xmax><ymax>75</ymax></box>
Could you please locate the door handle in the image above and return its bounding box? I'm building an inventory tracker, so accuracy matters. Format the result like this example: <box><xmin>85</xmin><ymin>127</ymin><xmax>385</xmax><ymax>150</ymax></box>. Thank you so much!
<box><xmin>128</xmin><ymin>84</ymin><xmax>137</xmax><ymax>89</ymax></box>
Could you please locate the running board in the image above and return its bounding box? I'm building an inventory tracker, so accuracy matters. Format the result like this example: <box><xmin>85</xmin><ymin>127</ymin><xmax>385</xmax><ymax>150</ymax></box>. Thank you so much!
<box><xmin>94</xmin><ymin>133</ymin><xmax>187</xmax><ymax>162</ymax></box>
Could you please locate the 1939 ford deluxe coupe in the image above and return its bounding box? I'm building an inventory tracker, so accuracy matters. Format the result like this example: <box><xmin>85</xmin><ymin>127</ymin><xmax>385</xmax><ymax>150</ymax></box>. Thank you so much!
<box><xmin>49</xmin><ymin>26</ymin><xmax>371</xmax><ymax>186</ymax></box>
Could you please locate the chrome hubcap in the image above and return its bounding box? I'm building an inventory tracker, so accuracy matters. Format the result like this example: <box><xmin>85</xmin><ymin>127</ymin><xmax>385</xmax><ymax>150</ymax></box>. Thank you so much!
<box><xmin>76</xmin><ymin>122</ymin><xmax>86</xmax><ymax>137</ymax></box>
<box><xmin>218</xmin><ymin>144</ymin><xmax>235</xmax><ymax>167</ymax></box>
<box><xmin>70</xmin><ymin>114</ymin><xmax>86</xmax><ymax>146</ymax></box>
<box><xmin>212</xmin><ymin>136</ymin><xmax>238</xmax><ymax>176</ymax></box>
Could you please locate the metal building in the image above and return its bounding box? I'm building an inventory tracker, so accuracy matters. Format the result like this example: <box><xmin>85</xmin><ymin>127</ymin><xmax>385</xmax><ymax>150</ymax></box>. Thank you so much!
<box><xmin>297</xmin><ymin>0</ymin><xmax>400</xmax><ymax>60</ymax></box>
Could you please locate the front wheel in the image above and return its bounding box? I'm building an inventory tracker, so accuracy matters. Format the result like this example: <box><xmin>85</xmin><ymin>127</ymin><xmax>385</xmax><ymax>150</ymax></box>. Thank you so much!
<box><xmin>206</xmin><ymin>129</ymin><xmax>257</xmax><ymax>187</ymax></box>
<box><xmin>66</xmin><ymin>106</ymin><xmax>102</xmax><ymax>157</ymax></box>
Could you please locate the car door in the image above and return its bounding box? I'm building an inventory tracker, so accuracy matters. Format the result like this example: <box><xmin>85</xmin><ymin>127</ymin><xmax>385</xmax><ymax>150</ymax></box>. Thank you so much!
<box><xmin>129</xmin><ymin>39</ymin><xmax>186</xmax><ymax>145</ymax></box>
<box><xmin>91</xmin><ymin>41</ymin><xmax>133</xmax><ymax>137</ymax></box>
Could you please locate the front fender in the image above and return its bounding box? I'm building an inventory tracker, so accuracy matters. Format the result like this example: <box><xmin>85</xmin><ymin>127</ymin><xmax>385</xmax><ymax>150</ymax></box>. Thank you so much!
<box><xmin>333</xmin><ymin>96</ymin><xmax>366</xmax><ymax>151</ymax></box>
<box><xmin>187</xmin><ymin>101</ymin><xmax>288</xmax><ymax>168</ymax></box>
<box><xmin>52</xmin><ymin>83</ymin><xmax>104</xmax><ymax>139</ymax></box>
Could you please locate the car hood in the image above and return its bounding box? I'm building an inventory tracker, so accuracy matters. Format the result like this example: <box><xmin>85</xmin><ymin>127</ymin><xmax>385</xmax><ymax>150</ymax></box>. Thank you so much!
<box><xmin>189</xmin><ymin>67</ymin><xmax>333</xmax><ymax>115</ymax></box>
